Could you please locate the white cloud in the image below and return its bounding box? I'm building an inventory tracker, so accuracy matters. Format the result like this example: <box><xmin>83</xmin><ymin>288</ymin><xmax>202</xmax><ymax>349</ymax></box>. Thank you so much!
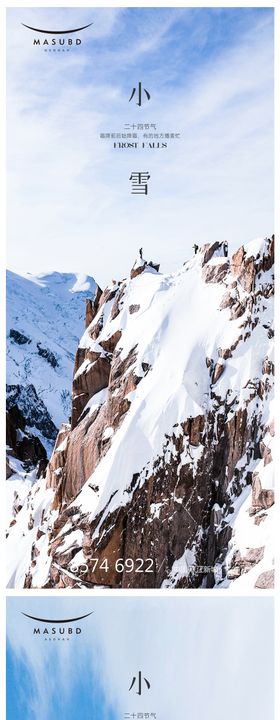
<box><xmin>6</xmin><ymin>8</ymin><xmax>273</xmax><ymax>287</ymax></box>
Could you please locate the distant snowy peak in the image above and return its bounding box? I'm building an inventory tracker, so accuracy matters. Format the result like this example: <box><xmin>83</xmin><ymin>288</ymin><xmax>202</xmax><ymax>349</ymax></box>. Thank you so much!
<box><xmin>6</xmin><ymin>269</ymin><xmax>96</xmax><ymax>445</ymax></box>
<box><xmin>21</xmin><ymin>271</ymin><xmax>96</xmax><ymax>295</ymax></box>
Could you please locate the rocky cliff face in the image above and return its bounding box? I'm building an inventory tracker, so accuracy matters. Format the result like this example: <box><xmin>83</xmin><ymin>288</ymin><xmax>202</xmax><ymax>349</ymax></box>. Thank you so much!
<box><xmin>6</xmin><ymin>238</ymin><xmax>274</xmax><ymax>589</ymax></box>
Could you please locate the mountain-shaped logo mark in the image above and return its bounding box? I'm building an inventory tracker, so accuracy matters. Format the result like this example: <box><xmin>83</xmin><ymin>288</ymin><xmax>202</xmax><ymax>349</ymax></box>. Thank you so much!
<box><xmin>21</xmin><ymin>611</ymin><xmax>94</xmax><ymax>623</ymax></box>
<box><xmin>21</xmin><ymin>22</ymin><xmax>93</xmax><ymax>34</ymax></box>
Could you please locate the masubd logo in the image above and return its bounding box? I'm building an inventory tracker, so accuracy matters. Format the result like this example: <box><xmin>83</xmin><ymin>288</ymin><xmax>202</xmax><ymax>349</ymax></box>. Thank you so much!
<box><xmin>21</xmin><ymin>611</ymin><xmax>93</xmax><ymax>640</ymax></box>
<box><xmin>21</xmin><ymin>22</ymin><xmax>93</xmax><ymax>51</ymax></box>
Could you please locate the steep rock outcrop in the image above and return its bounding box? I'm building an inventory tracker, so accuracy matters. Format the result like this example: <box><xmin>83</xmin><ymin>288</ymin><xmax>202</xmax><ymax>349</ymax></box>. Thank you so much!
<box><xmin>6</xmin><ymin>402</ymin><xmax>48</xmax><ymax>475</ymax></box>
<box><xmin>7</xmin><ymin>385</ymin><xmax>58</xmax><ymax>442</ymax></box>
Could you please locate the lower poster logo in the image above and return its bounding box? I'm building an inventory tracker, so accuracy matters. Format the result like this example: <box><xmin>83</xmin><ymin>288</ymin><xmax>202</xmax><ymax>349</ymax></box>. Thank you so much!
<box><xmin>21</xmin><ymin>20</ymin><xmax>93</xmax><ymax>50</ymax></box>
<box><xmin>21</xmin><ymin>610</ymin><xmax>94</xmax><ymax>639</ymax></box>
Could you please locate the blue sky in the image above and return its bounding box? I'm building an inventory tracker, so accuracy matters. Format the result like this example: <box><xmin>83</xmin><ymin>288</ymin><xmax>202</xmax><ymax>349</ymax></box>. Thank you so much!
<box><xmin>7</xmin><ymin>641</ymin><xmax>114</xmax><ymax>720</ymax></box>
<box><xmin>6</xmin><ymin>7</ymin><xmax>274</xmax><ymax>285</ymax></box>
<box><xmin>6</xmin><ymin>595</ymin><xmax>274</xmax><ymax>720</ymax></box>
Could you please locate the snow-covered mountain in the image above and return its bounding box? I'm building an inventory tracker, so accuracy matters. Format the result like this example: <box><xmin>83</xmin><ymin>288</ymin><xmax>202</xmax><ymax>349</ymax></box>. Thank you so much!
<box><xmin>6</xmin><ymin>271</ymin><xmax>96</xmax><ymax>534</ymax></box>
<box><xmin>6</xmin><ymin>239</ymin><xmax>274</xmax><ymax>590</ymax></box>
<box><xmin>7</xmin><ymin>270</ymin><xmax>96</xmax><ymax>442</ymax></box>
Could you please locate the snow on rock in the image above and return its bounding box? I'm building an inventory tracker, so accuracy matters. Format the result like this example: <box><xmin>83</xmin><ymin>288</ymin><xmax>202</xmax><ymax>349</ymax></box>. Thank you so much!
<box><xmin>6</xmin><ymin>238</ymin><xmax>274</xmax><ymax>589</ymax></box>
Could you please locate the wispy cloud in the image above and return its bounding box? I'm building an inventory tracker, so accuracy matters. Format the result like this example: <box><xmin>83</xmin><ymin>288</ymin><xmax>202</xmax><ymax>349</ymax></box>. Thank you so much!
<box><xmin>6</xmin><ymin>7</ymin><xmax>273</xmax><ymax>286</ymax></box>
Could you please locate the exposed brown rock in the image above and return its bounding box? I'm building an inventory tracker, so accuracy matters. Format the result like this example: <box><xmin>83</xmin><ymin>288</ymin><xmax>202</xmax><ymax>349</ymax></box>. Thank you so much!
<box><xmin>231</xmin><ymin>247</ymin><xmax>254</xmax><ymax>291</ymax></box>
<box><xmin>254</xmin><ymin>569</ymin><xmax>274</xmax><ymax>588</ymax></box>
<box><xmin>110</xmin><ymin>284</ymin><xmax>126</xmax><ymax>320</ymax></box>
<box><xmin>259</xmin><ymin>440</ymin><xmax>272</xmax><ymax>466</ymax></box>
<box><xmin>24</xmin><ymin>572</ymin><xmax>33</xmax><ymax>589</ymax></box>
<box><xmin>218</xmin><ymin>347</ymin><xmax>232</xmax><ymax>360</ymax></box>
<box><xmin>130</xmin><ymin>265</ymin><xmax>146</xmax><ymax>280</ymax></box>
<box><xmin>230</xmin><ymin>237</ymin><xmax>274</xmax><ymax>292</ymax></box>
<box><xmin>230</xmin><ymin>302</ymin><xmax>246</xmax><ymax>320</ymax></box>
<box><xmin>201</xmin><ymin>241</ymin><xmax>221</xmax><ymax>266</ymax></box>
<box><xmin>202</xmin><ymin>261</ymin><xmax>229</xmax><ymax>284</ymax></box>
<box><xmin>47</xmin><ymin>343</ymin><xmax>139</xmax><ymax>502</ymax></box>
<box><xmin>85</xmin><ymin>298</ymin><xmax>94</xmax><ymax>328</ymax></box>
<box><xmin>130</xmin><ymin>258</ymin><xmax>160</xmax><ymax>280</ymax></box>
<box><xmin>250</xmin><ymin>473</ymin><xmax>274</xmax><ymax>512</ymax></box>
<box><xmin>263</xmin><ymin>234</ymin><xmax>274</xmax><ymax>272</ymax></box>
<box><xmin>36</xmin><ymin>528</ymin><xmax>46</xmax><ymax>541</ymax></box>
<box><xmin>46</xmin><ymin>424</ymin><xmax>70</xmax><ymax>491</ymax></box>
<box><xmin>243</xmin><ymin>546</ymin><xmax>264</xmax><ymax>565</ymax></box>
<box><xmin>227</xmin><ymin>567</ymin><xmax>241</xmax><ymax>580</ymax></box>
<box><xmin>212</xmin><ymin>361</ymin><xmax>225</xmax><ymax>384</ymax></box>
<box><xmin>72</xmin><ymin>355</ymin><xmax>111</xmax><ymax>429</ymax></box>
<box><xmin>262</xmin><ymin>357</ymin><xmax>274</xmax><ymax>375</ymax></box>
<box><xmin>227</xmin><ymin>546</ymin><xmax>265</xmax><ymax>582</ymax></box>
<box><xmin>219</xmin><ymin>291</ymin><xmax>235</xmax><ymax>310</ymax></box>
<box><xmin>96</xmin><ymin>285</ymin><xmax>117</xmax><ymax>312</ymax></box>
<box><xmin>99</xmin><ymin>330</ymin><xmax>122</xmax><ymax>354</ymax></box>
<box><xmin>36</xmin><ymin>458</ymin><xmax>47</xmax><ymax>479</ymax></box>
<box><xmin>181</xmin><ymin>415</ymin><xmax>205</xmax><ymax>446</ymax></box>
<box><xmin>92</xmin><ymin>285</ymin><xmax>103</xmax><ymax>318</ymax></box>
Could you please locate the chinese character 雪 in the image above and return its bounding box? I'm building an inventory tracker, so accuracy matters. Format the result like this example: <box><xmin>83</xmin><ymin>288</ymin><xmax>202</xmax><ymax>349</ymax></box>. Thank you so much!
<box><xmin>129</xmin><ymin>172</ymin><xmax>150</xmax><ymax>195</ymax></box>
